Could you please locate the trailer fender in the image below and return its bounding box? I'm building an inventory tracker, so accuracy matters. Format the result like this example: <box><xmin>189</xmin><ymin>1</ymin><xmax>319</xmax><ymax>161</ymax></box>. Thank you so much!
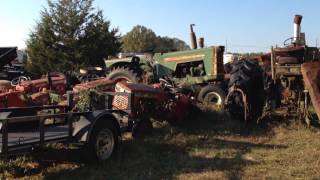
<box><xmin>72</xmin><ymin>110</ymin><xmax>120</xmax><ymax>143</ymax></box>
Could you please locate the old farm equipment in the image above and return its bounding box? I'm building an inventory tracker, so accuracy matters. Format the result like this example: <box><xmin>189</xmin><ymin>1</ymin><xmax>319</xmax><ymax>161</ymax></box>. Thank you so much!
<box><xmin>225</xmin><ymin>59</ymin><xmax>265</xmax><ymax>121</ymax></box>
<box><xmin>226</xmin><ymin>15</ymin><xmax>320</xmax><ymax>124</ymax></box>
<box><xmin>0</xmin><ymin>92</ymin><xmax>125</xmax><ymax>161</ymax></box>
<box><xmin>105</xmin><ymin>25</ymin><xmax>226</xmax><ymax>107</ymax></box>
<box><xmin>0</xmin><ymin>78</ymin><xmax>196</xmax><ymax>161</ymax></box>
<box><xmin>0</xmin><ymin>73</ymin><xmax>68</xmax><ymax>129</ymax></box>
<box><xmin>269</xmin><ymin>15</ymin><xmax>320</xmax><ymax>125</ymax></box>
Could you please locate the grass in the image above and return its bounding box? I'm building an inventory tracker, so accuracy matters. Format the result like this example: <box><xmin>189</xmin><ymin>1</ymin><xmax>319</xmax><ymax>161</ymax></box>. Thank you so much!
<box><xmin>1</xmin><ymin>109</ymin><xmax>320</xmax><ymax>179</ymax></box>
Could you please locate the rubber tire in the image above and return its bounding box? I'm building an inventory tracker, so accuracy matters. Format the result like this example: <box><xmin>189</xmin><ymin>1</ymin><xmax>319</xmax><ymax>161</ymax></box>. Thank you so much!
<box><xmin>198</xmin><ymin>85</ymin><xmax>226</xmax><ymax>107</ymax></box>
<box><xmin>87</xmin><ymin>120</ymin><xmax>119</xmax><ymax>162</ymax></box>
<box><xmin>227</xmin><ymin>59</ymin><xmax>265</xmax><ymax>121</ymax></box>
<box><xmin>106</xmin><ymin>68</ymin><xmax>138</xmax><ymax>83</ymax></box>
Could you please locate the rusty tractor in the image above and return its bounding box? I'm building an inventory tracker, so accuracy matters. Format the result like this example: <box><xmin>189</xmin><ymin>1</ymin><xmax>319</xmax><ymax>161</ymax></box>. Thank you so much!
<box><xmin>226</xmin><ymin>15</ymin><xmax>320</xmax><ymax>124</ymax></box>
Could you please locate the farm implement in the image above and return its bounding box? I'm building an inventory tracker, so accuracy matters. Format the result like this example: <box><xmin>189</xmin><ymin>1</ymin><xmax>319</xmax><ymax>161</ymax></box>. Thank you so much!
<box><xmin>0</xmin><ymin>76</ymin><xmax>197</xmax><ymax>161</ymax></box>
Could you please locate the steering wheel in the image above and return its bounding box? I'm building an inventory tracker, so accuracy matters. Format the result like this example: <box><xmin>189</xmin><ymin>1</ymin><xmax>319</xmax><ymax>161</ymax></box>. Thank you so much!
<box><xmin>283</xmin><ymin>37</ymin><xmax>294</xmax><ymax>46</ymax></box>
<box><xmin>11</xmin><ymin>76</ymin><xmax>30</xmax><ymax>86</ymax></box>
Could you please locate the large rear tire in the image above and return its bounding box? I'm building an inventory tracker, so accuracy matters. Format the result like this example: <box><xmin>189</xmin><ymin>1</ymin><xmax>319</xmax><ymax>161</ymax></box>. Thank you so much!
<box><xmin>106</xmin><ymin>68</ymin><xmax>139</xmax><ymax>83</ymax></box>
<box><xmin>226</xmin><ymin>59</ymin><xmax>265</xmax><ymax>121</ymax></box>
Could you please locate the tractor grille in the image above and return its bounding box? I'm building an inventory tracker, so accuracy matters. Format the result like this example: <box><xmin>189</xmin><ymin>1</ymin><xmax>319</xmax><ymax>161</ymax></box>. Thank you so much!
<box><xmin>112</xmin><ymin>95</ymin><xmax>129</xmax><ymax>110</ymax></box>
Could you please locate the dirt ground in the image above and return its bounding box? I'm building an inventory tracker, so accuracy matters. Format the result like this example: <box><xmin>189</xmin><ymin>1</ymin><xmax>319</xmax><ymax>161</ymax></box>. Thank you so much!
<box><xmin>1</xmin><ymin>110</ymin><xmax>320</xmax><ymax>180</ymax></box>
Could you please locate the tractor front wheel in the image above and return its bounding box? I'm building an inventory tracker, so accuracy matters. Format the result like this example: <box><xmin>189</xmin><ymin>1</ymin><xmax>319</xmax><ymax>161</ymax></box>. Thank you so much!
<box><xmin>198</xmin><ymin>85</ymin><xmax>226</xmax><ymax>107</ymax></box>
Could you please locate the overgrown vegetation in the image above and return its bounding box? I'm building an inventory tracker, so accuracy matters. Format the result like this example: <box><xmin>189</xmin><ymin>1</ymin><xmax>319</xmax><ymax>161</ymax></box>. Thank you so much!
<box><xmin>1</xmin><ymin>111</ymin><xmax>320</xmax><ymax>179</ymax></box>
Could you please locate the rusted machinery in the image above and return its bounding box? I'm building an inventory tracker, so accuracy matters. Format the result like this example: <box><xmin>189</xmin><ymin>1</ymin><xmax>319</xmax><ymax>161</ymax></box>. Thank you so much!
<box><xmin>269</xmin><ymin>15</ymin><xmax>320</xmax><ymax>124</ymax></box>
<box><xmin>225</xmin><ymin>15</ymin><xmax>320</xmax><ymax>124</ymax></box>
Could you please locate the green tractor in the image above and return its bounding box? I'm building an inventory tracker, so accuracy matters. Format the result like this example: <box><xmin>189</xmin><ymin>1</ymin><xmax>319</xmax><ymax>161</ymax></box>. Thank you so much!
<box><xmin>105</xmin><ymin>25</ymin><xmax>226</xmax><ymax>107</ymax></box>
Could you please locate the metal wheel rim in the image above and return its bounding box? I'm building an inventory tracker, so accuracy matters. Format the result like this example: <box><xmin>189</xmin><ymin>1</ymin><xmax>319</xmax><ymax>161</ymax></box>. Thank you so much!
<box><xmin>95</xmin><ymin>128</ymin><xmax>115</xmax><ymax>160</ymax></box>
<box><xmin>205</xmin><ymin>92</ymin><xmax>223</xmax><ymax>105</ymax></box>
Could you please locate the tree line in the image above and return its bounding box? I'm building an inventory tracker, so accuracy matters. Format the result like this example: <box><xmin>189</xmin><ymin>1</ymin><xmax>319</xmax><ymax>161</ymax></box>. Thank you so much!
<box><xmin>25</xmin><ymin>0</ymin><xmax>189</xmax><ymax>75</ymax></box>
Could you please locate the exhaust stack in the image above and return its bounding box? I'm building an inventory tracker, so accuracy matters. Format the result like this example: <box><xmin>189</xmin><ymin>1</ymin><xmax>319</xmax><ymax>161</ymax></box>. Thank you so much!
<box><xmin>190</xmin><ymin>24</ymin><xmax>197</xmax><ymax>49</ymax></box>
<box><xmin>198</xmin><ymin>37</ymin><xmax>204</xmax><ymax>48</ymax></box>
<box><xmin>293</xmin><ymin>15</ymin><xmax>303</xmax><ymax>43</ymax></box>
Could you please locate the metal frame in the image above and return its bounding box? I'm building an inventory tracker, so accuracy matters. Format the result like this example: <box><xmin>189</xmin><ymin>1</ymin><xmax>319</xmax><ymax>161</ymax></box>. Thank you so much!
<box><xmin>225</xmin><ymin>85</ymin><xmax>249</xmax><ymax>121</ymax></box>
<box><xmin>0</xmin><ymin>91</ymin><xmax>133</xmax><ymax>157</ymax></box>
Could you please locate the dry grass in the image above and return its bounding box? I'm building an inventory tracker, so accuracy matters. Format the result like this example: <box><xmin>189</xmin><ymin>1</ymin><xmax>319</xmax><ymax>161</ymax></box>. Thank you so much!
<box><xmin>1</xmin><ymin>110</ymin><xmax>320</xmax><ymax>179</ymax></box>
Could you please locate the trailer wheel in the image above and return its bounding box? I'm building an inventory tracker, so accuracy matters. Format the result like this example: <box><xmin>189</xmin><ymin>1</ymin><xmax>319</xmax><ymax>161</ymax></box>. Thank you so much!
<box><xmin>89</xmin><ymin>120</ymin><xmax>118</xmax><ymax>162</ymax></box>
<box><xmin>198</xmin><ymin>85</ymin><xmax>226</xmax><ymax>107</ymax></box>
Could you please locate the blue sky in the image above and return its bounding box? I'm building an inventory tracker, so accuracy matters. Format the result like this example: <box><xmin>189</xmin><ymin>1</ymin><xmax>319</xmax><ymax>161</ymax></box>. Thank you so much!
<box><xmin>0</xmin><ymin>0</ymin><xmax>319</xmax><ymax>52</ymax></box>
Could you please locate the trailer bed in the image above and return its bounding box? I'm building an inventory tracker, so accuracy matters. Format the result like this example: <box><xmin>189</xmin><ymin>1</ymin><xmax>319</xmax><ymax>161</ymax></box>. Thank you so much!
<box><xmin>0</xmin><ymin>125</ymin><xmax>69</xmax><ymax>154</ymax></box>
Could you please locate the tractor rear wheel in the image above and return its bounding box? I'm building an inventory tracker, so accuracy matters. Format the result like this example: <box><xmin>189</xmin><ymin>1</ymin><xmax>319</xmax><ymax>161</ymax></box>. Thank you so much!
<box><xmin>226</xmin><ymin>59</ymin><xmax>265</xmax><ymax>122</ymax></box>
<box><xmin>198</xmin><ymin>85</ymin><xmax>226</xmax><ymax>107</ymax></box>
<box><xmin>106</xmin><ymin>68</ymin><xmax>139</xmax><ymax>83</ymax></box>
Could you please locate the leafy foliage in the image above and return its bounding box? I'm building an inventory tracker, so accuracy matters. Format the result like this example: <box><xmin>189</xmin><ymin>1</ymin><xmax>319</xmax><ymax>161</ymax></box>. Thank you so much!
<box><xmin>121</xmin><ymin>25</ymin><xmax>190</xmax><ymax>53</ymax></box>
<box><xmin>26</xmin><ymin>0</ymin><xmax>121</xmax><ymax>75</ymax></box>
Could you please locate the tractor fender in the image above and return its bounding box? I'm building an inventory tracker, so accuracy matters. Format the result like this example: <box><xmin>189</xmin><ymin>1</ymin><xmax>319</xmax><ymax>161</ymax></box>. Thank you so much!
<box><xmin>72</xmin><ymin>110</ymin><xmax>121</xmax><ymax>144</ymax></box>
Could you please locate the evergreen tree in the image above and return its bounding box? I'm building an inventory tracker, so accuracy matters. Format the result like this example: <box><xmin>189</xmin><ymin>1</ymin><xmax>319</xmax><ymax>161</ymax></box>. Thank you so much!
<box><xmin>26</xmin><ymin>0</ymin><xmax>121</xmax><ymax>74</ymax></box>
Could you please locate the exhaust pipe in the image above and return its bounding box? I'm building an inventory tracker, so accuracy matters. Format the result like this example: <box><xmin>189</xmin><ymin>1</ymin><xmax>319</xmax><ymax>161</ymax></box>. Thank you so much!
<box><xmin>190</xmin><ymin>24</ymin><xmax>197</xmax><ymax>49</ymax></box>
<box><xmin>293</xmin><ymin>15</ymin><xmax>303</xmax><ymax>43</ymax></box>
<box><xmin>198</xmin><ymin>37</ymin><xmax>204</xmax><ymax>48</ymax></box>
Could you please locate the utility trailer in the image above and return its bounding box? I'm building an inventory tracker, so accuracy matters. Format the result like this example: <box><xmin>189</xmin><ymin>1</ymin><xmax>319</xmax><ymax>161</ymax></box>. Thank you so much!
<box><xmin>0</xmin><ymin>91</ymin><xmax>139</xmax><ymax>162</ymax></box>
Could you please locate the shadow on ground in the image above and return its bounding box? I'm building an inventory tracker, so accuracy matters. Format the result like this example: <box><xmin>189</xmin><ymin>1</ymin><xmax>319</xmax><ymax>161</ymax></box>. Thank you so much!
<box><xmin>2</xmin><ymin>110</ymin><xmax>289</xmax><ymax>179</ymax></box>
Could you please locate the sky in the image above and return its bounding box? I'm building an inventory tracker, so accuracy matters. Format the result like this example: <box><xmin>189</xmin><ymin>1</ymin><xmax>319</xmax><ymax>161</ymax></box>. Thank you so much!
<box><xmin>0</xmin><ymin>0</ymin><xmax>319</xmax><ymax>53</ymax></box>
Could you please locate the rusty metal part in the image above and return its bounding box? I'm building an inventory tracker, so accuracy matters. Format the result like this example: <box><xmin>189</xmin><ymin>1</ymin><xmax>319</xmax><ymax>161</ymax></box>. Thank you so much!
<box><xmin>294</xmin><ymin>15</ymin><xmax>303</xmax><ymax>24</ymax></box>
<box><xmin>73</xmin><ymin>78</ymin><xmax>115</xmax><ymax>93</ymax></box>
<box><xmin>190</xmin><ymin>24</ymin><xmax>197</xmax><ymax>49</ymax></box>
<box><xmin>198</xmin><ymin>37</ymin><xmax>204</xmax><ymax>48</ymax></box>
<box><xmin>225</xmin><ymin>85</ymin><xmax>249</xmax><ymax>121</ymax></box>
<box><xmin>301</xmin><ymin>61</ymin><xmax>320</xmax><ymax>120</ymax></box>
<box><xmin>293</xmin><ymin>15</ymin><xmax>303</xmax><ymax>43</ymax></box>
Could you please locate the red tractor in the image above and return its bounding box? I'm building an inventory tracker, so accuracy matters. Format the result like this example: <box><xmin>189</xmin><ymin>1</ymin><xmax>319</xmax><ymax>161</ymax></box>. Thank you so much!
<box><xmin>71</xmin><ymin>77</ymin><xmax>197</xmax><ymax>137</ymax></box>
<box><xmin>0</xmin><ymin>73</ymin><xmax>67</xmax><ymax>120</ymax></box>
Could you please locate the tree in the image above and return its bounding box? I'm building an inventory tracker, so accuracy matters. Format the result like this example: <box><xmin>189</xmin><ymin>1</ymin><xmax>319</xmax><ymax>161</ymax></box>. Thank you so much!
<box><xmin>26</xmin><ymin>0</ymin><xmax>121</xmax><ymax>74</ymax></box>
<box><xmin>121</xmin><ymin>25</ymin><xmax>190</xmax><ymax>53</ymax></box>
<box><xmin>121</xmin><ymin>25</ymin><xmax>157</xmax><ymax>53</ymax></box>
<box><xmin>154</xmin><ymin>36</ymin><xmax>190</xmax><ymax>52</ymax></box>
